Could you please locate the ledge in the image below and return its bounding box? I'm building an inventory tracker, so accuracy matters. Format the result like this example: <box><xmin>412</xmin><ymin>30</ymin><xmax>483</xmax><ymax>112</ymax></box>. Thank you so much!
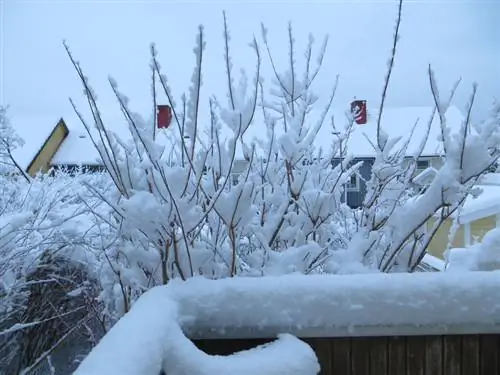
<box><xmin>186</xmin><ymin>322</ymin><xmax>500</xmax><ymax>340</ymax></box>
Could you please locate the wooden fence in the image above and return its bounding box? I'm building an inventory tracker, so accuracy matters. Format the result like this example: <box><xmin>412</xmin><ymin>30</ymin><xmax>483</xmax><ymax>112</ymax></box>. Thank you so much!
<box><xmin>194</xmin><ymin>334</ymin><xmax>499</xmax><ymax>375</ymax></box>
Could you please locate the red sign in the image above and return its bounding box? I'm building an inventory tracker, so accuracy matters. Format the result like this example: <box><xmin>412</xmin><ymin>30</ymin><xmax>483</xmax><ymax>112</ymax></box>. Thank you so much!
<box><xmin>350</xmin><ymin>100</ymin><xmax>367</xmax><ymax>125</ymax></box>
<box><xmin>157</xmin><ymin>105</ymin><xmax>172</xmax><ymax>129</ymax></box>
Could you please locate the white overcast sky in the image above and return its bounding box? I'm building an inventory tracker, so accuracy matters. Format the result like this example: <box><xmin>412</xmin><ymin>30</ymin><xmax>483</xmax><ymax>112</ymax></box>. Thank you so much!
<box><xmin>1</xmin><ymin>0</ymin><xmax>499</xmax><ymax>125</ymax></box>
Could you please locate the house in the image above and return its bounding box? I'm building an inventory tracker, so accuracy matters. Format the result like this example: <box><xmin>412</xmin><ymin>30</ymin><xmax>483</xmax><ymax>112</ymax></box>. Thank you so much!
<box><xmin>7</xmin><ymin>114</ymin><xmax>69</xmax><ymax>177</ymax></box>
<box><xmin>229</xmin><ymin>100</ymin><xmax>464</xmax><ymax>208</ymax></box>
<box><xmin>49</xmin><ymin>106</ymin><xmax>176</xmax><ymax>173</ymax></box>
<box><xmin>12</xmin><ymin>102</ymin><xmax>463</xmax><ymax>208</ymax></box>
<box><xmin>426</xmin><ymin>173</ymin><xmax>500</xmax><ymax>259</ymax></box>
<box><xmin>317</xmin><ymin>102</ymin><xmax>463</xmax><ymax>208</ymax></box>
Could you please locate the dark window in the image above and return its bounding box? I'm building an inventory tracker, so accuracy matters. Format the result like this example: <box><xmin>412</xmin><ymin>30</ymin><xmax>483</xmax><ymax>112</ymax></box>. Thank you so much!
<box><xmin>416</xmin><ymin>159</ymin><xmax>429</xmax><ymax>171</ymax></box>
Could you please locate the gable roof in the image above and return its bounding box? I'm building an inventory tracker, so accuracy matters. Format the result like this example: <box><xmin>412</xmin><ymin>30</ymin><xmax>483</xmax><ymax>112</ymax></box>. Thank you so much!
<box><xmin>51</xmin><ymin>112</ymin><xmax>178</xmax><ymax>166</ymax></box>
<box><xmin>9</xmin><ymin>113</ymin><xmax>63</xmax><ymax>171</ymax></box>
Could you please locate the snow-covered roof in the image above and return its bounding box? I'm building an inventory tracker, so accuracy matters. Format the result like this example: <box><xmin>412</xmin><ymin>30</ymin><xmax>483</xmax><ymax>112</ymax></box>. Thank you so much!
<box><xmin>52</xmin><ymin>105</ymin><xmax>464</xmax><ymax>166</ymax></box>
<box><xmin>9</xmin><ymin>113</ymin><xmax>62</xmax><ymax>170</ymax></box>
<box><xmin>344</xmin><ymin>106</ymin><xmax>463</xmax><ymax>157</ymax></box>
<box><xmin>238</xmin><ymin>105</ymin><xmax>463</xmax><ymax>159</ymax></box>
<box><xmin>454</xmin><ymin>184</ymin><xmax>500</xmax><ymax>224</ymax></box>
<box><xmin>51</xmin><ymin>112</ymin><xmax>177</xmax><ymax>166</ymax></box>
<box><xmin>478</xmin><ymin>173</ymin><xmax>500</xmax><ymax>186</ymax></box>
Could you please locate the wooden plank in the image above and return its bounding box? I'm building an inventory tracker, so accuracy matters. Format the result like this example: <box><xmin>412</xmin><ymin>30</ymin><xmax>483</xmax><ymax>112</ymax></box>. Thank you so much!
<box><xmin>479</xmin><ymin>334</ymin><xmax>499</xmax><ymax>375</ymax></box>
<box><xmin>388</xmin><ymin>336</ymin><xmax>406</xmax><ymax>375</ymax></box>
<box><xmin>425</xmin><ymin>336</ymin><xmax>443</xmax><ymax>375</ymax></box>
<box><xmin>461</xmin><ymin>335</ymin><xmax>480</xmax><ymax>375</ymax></box>
<box><xmin>351</xmin><ymin>337</ymin><xmax>370</xmax><ymax>375</ymax></box>
<box><xmin>443</xmin><ymin>335</ymin><xmax>461</xmax><ymax>375</ymax></box>
<box><xmin>369</xmin><ymin>336</ymin><xmax>388</xmax><ymax>375</ymax></box>
<box><xmin>406</xmin><ymin>336</ymin><xmax>426</xmax><ymax>375</ymax></box>
<box><xmin>309</xmin><ymin>338</ymin><xmax>331</xmax><ymax>375</ymax></box>
<box><xmin>190</xmin><ymin>335</ymin><xmax>500</xmax><ymax>375</ymax></box>
<box><xmin>331</xmin><ymin>337</ymin><xmax>351</xmax><ymax>375</ymax></box>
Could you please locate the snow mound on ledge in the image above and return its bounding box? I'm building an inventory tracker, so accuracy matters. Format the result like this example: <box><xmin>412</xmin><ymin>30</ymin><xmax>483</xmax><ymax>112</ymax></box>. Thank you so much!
<box><xmin>446</xmin><ymin>228</ymin><xmax>500</xmax><ymax>271</ymax></box>
<box><xmin>75</xmin><ymin>272</ymin><xmax>500</xmax><ymax>375</ymax></box>
<box><xmin>74</xmin><ymin>286</ymin><xmax>319</xmax><ymax>375</ymax></box>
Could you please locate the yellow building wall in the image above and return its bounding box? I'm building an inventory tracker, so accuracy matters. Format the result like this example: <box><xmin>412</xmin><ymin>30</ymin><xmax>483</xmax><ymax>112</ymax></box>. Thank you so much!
<box><xmin>27</xmin><ymin>120</ymin><xmax>69</xmax><ymax>176</ymax></box>
<box><xmin>426</xmin><ymin>215</ymin><xmax>497</xmax><ymax>259</ymax></box>
<box><xmin>470</xmin><ymin>216</ymin><xmax>497</xmax><ymax>243</ymax></box>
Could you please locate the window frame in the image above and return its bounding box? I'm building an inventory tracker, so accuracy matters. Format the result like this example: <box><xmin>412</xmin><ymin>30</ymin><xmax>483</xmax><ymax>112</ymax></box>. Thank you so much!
<box><xmin>346</xmin><ymin>173</ymin><xmax>360</xmax><ymax>191</ymax></box>
<box><xmin>416</xmin><ymin>159</ymin><xmax>430</xmax><ymax>172</ymax></box>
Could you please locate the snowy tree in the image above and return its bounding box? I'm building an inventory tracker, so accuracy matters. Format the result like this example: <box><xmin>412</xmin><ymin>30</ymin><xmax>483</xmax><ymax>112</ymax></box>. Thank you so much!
<box><xmin>0</xmin><ymin>106</ymin><xmax>30</xmax><ymax>181</ymax></box>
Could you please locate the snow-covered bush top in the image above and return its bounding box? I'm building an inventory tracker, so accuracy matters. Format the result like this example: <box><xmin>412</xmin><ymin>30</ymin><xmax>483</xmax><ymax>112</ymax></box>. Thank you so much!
<box><xmin>60</xmin><ymin>2</ymin><xmax>500</xmax><ymax>323</ymax></box>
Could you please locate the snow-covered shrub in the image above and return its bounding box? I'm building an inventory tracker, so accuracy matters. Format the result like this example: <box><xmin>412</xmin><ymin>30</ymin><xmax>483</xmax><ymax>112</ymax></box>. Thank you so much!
<box><xmin>0</xmin><ymin>170</ymin><xmax>111</xmax><ymax>374</ymax></box>
<box><xmin>0</xmin><ymin>108</ymin><xmax>112</xmax><ymax>373</ymax></box>
<box><xmin>64</xmin><ymin>1</ymin><xmax>500</xmax><ymax>326</ymax></box>
<box><xmin>352</xmin><ymin>94</ymin><xmax>500</xmax><ymax>273</ymax></box>
<box><xmin>64</xmin><ymin>15</ymin><xmax>362</xmax><ymax>321</ymax></box>
<box><xmin>0</xmin><ymin>105</ymin><xmax>30</xmax><ymax>180</ymax></box>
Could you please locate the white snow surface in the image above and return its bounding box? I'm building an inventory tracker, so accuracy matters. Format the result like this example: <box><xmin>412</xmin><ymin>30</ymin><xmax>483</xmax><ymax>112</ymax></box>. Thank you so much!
<box><xmin>51</xmin><ymin>111</ymin><xmax>177</xmax><ymax>166</ymax></box>
<box><xmin>75</xmin><ymin>272</ymin><xmax>500</xmax><ymax>375</ymax></box>
<box><xmin>238</xmin><ymin>105</ymin><xmax>464</xmax><ymax>159</ymax></box>
<box><xmin>453</xmin><ymin>184</ymin><xmax>500</xmax><ymax>224</ymax></box>
<box><xmin>74</xmin><ymin>284</ymin><xmax>319</xmax><ymax>375</ymax></box>
<box><xmin>9</xmin><ymin>113</ymin><xmax>61</xmax><ymax>170</ymax></box>
<box><xmin>478</xmin><ymin>172</ymin><xmax>500</xmax><ymax>186</ymax></box>
<box><xmin>446</xmin><ymin>228</ymin><xmax>500</xmax><ymax>271</ymax></box>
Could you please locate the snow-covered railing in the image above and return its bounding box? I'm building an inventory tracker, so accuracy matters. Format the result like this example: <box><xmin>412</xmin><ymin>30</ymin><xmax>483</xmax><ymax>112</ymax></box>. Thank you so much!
<box><xmin>74</xmin><ymin>272</ymin><xmax>500</xmax><ymax>375</ymax></box>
